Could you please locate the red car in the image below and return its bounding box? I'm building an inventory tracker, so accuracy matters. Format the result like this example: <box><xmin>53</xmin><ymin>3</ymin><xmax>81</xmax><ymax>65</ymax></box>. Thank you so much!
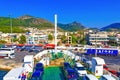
<box><xmin>109</xmin><ymin>70</ymin><xmax>118</xmax><ymax>76</ymax></box>
<box><xmin>103</xmin><ymin>64</ymin><xmax>109</xmax><ymax>71</ymax></box>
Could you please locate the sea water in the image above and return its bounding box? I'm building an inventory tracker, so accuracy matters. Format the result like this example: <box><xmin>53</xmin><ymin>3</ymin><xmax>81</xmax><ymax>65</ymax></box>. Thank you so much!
<box><xmin>0</xmin><ymin>70</ymin><xmax>8</xmax><ymax>80</ymax></box>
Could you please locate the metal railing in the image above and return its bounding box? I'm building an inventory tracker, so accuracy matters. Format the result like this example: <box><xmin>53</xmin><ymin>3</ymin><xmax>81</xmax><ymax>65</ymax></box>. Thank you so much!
<box><xmin>103</xmin><ymin>69</ymin><xmax>119</xmax><ymax>80</ymax></box>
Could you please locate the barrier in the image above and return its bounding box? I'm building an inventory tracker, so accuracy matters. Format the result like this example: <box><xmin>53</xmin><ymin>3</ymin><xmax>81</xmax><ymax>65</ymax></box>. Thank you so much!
<box><xmin>103</xmin><ymin>69</ymin><xmax>119</xmax><ymax>80</ymax></box>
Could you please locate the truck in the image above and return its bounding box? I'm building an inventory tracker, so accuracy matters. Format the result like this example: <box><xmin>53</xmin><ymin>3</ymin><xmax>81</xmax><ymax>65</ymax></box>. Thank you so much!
<box><xmin>92</xmin><ymin>57</ymin><xmax>105</xmax><ymax>76</ymax></box>
<box><xmin>23</xmin><ymin>55</ymin><xmax>34</xmax><ymax>73</ymax></box>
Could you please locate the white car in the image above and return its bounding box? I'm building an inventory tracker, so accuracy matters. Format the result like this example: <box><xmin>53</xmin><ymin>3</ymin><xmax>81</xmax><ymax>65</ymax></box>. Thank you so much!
<box><xmin>100</xmin><ymin>75</ymin><xmax>116</xmax><ymax>80</ymax></box>
<box><xmin>83</xmin><ymin>74</ymin><xmax>98</xmax><ymax>80</ymax></box>
<box><xmin>75</xmin><ymin>62</ymin><xmax>87</xmax><ymax>76</ymax></box>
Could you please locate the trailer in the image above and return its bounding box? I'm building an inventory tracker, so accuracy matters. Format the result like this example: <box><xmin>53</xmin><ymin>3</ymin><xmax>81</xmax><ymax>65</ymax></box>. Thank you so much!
<box><xmin>92</xmin><ymin>57</ymin><xmax>105</xmax><ymax>76</ymax></box>
<box><xmin>86</xmin><ymin>48</ymin><xmax>118</xmax><ymax>56</ymax></box>
<box><xmin>3</xmin><ymin>68</ymin><xmax>25</xmax><ymax>80</ymax></box>
<box><xmin>23</xmin><ymin>55</ymin><xmax>34</xmax><ymax>73</ymax></box>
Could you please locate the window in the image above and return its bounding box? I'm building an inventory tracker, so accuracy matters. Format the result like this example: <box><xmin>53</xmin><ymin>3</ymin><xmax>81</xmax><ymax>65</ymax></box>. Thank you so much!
<box><xmin>0</xmin><ymin>49</ymin><xmax>11</xmax><ymax>51</ymax></box>
<box><xmin>10</xmin><ymin>53</ymin><xmax>14</xmax><ymax>56</ymax></box>
<box><xmin>76</xmin><ymin>67</ymin><xmax>85</xmax><ymax>70</ymax></box>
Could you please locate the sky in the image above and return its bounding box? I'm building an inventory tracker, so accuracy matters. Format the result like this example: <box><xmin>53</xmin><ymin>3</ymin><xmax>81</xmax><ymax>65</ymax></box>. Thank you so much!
<box><xmin>0</xmin><ymin>0</ymin><xmax>120</xmax><ymax>28</ymax></box>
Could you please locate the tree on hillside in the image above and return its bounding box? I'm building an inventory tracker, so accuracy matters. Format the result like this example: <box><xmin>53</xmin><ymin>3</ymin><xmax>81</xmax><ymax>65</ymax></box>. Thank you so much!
<box><xmin>0</xmin><ymin>40</ymin><xmax>7</xmax><ymax>44</ymax></box>
<box><xmin>61</xmin><ymin>35</ymin><xmax>67</xmax><ymax>43</ymax></box>
<box><xmin>13</xmin><ymin>38</ymin><xmax>19</xmax><ymax>42</ymax></box>
<box><xmin>71</xmin><ymin>34</ymin><xmax>77</xmax><ymax>44</ymax></box>
<box><xmin>19</xmin><ymin>35</ymin><xmax>26</xmax><ymax>44</ymax></box>
<box><xmin>48</xmin><ymin>34</ymin><xmax>53</xmax><ymax>41</ymax></box>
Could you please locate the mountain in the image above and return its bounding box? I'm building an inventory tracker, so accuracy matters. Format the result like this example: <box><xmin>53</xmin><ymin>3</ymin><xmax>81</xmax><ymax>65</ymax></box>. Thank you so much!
<box><xmin>0</xmin><ymin>15</ymin><xmax>85</xmax><ymax>32</ymax></box>
<box><xmin>0</xmin><ymin>15</ymin><xmax>55</xmax><ymax>28</ymax></box>
<box><xmin>58</xmin><ymin>21</ymin><xmax>85</xmax><ymax>31</ymax></box>
<box><xmin>101</xmin><ymin>23</ymin><xmax>120</xmax><ymax>31</ymax></box>
<box><xmin>0</xmin><ymin>15</ymin><xmax>56</xmax><ymax>33</ymax></box>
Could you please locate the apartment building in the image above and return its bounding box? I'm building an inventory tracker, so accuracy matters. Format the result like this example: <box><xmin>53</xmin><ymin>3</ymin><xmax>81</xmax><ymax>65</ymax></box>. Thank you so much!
<box><xmin>27</xmin><ymin>32</ymin><xmax>48</xmax><ymax>44</ymax></box>
<box><xmin>87</xmin><ymin>32</ymin><xmax>109</xmax><ymax>46</ymax></box>
<box><xmin>116</xmin><ymin>34</ymin><xmax>120</xmax><ymax>44</ymax></box>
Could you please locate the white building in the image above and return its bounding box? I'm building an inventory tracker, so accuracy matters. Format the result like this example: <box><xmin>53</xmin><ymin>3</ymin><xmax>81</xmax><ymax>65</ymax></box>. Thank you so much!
<box><xmin>87</xmin><ymin>32</ymin><xmax>109</xmax><ymax>45</ymax></box>
<box><xmin>26</xmin><ymin>32</ymin><xmax>48</xmax><ymax>44</ymax></box>
<box><xmin>116</xmin><ymin>34</ymin><xmax>120</xmax><ymax>44</ymax></box>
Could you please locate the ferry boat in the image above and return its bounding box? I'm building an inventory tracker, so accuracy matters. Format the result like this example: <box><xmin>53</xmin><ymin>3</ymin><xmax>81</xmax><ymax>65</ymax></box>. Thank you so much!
<box><xmin>3</xmin><ymin>15</ymin><xmax>120</xmax><ymax>80</ymax></box>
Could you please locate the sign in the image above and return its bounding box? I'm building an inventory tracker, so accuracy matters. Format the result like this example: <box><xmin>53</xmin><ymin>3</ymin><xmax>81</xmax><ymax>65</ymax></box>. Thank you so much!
<box><xmin>86</xmin><ymin>48</ymin><xmax>118</xmax><ymax>56</ymax></box>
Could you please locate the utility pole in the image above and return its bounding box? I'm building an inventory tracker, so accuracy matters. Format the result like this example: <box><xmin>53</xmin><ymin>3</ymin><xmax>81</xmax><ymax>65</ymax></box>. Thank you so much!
<box><xmin>9</xmin><ymin>14</ymin><xmax>13</xmax><ymax>46</ymax></box>
<box><xmin>95</xmin><ymin>31</ymin><xmax>97</xmax><ymax>57</ymax></box>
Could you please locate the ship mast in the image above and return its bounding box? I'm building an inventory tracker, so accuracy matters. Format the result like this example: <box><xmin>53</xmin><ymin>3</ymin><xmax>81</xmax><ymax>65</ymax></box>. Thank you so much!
<box><xmin>54</xmin><ymin>14</ymin><xmax>57</xmax><ymax>54</ymax></box>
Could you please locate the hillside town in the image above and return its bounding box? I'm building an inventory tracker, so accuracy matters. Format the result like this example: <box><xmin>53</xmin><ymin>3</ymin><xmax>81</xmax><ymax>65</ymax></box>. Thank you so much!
<box><xmin>0</xmin><ymin>27</ymin><xmax>120</xmax><ymax>48</ymax></box>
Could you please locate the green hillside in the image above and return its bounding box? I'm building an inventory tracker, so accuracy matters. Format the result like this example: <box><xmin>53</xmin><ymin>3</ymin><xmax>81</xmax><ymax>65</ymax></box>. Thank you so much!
<box><xmin>0</xmin><ymin>15</ymin><xmax>54</xmax><ymax>33</ymax></box>
<box><xmin>58</xmin><ymin>21</ymin><xmax>85</xmax><ymax>31</ymax></box>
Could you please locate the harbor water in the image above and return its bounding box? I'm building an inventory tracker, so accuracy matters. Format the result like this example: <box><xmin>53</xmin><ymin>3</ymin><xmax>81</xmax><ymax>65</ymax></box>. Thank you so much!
<box><xmin>0</xmin><ymin>70</ymin><xmax>8</xmax><ymax>80</ymax></box>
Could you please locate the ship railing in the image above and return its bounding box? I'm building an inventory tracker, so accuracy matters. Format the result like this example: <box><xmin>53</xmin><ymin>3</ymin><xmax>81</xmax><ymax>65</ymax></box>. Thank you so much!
<box><xmin>103</xmin><ymin>69</ymin><xmax>119</xmax><ymax>80</ymax></box>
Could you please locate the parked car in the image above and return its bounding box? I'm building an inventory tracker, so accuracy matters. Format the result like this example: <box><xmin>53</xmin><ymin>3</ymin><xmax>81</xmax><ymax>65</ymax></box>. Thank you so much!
<box><xmin>83</xmin><ymin>74</ymin><xmax>98</xmax><ymax>80</ymax></box>
<box><xmin>117</xmin><ymin>72</ymin><xmax>120</xmax><ymax>77</ymax></box>
<box><xmin>65</xmin><ymin>68</ymin><xmax>79</xmax><ymax>80</ymax></box>
<box><xmin>109</xmin><ymin>70</ymin><xmax>118</xmax><ymax>77</ymax></box>
<box><xmin>103</xmin><ymin>64</ymin><xmax>109</xmax><ymax>71</ymax></box>
<box><xmin>100</xmin><ymin>75</ymin><xmax>116</xmax><ymax>80</ymax></box>
<box><xmin>75</xmin><ymin>62</ymin><xmax>87</xmax><ymax>76</ymax></box>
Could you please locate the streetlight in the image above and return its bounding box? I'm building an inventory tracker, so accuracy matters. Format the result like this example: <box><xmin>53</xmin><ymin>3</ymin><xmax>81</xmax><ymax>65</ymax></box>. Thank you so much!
<box><xmin>95</xmin><ymin>31</ymin><xmax>97</xmax><ymax>57</ymax></box>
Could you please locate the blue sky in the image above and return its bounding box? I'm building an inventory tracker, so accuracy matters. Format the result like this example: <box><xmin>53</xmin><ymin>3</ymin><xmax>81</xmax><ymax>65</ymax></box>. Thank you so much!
<box><xmin>0</xmin><ymin>0</ymin><xmax>120</xmax><ymax>28</ymax></box>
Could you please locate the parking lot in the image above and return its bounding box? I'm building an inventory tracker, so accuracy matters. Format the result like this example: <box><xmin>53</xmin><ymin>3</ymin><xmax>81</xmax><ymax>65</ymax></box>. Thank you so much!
<box><xmin>12</xmin><ymin>45</ymin><xmax>44</xmax><ymax>63</ymax></box>
<box><xmin>12</xmin><ymin>50</ymin><xmax>37</xmax><ymax>63</ymax></box>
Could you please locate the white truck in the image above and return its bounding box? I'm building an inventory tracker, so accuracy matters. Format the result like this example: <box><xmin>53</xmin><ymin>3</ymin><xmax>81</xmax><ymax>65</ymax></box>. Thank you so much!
<box><xmin>92</xmin><ymin>57</ymin><xmax>105</xmax><ymax>76</ymax></box>
<box><xmin>3</xmin><ymin>68</ymin><xmax>25</xmax><ymax>80</ymax></box>
<box><xmin>23</xmin><ymin>55</ymin><xmax>34</xmax><ymax>73</ymax></box>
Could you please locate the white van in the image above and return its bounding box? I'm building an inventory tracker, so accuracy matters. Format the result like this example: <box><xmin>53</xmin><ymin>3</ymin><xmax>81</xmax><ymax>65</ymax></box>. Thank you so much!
<box><xmin>75</xmin><ymin>62</ymin><xmax>87</xmax><ymax>76</ymax></box>
<box><xmin>100</xmin><ymin>75</ymin><xmax>116</xmax><ymax>80</ymax></box>
<box><xmin>83</xmin><ymin>74</ymin><xmax>98</xmax><ymax>80</ymax></box>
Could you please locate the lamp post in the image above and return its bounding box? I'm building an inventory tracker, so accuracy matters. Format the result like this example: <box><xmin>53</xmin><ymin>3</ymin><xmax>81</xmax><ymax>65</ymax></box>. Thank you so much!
<box><xmin>95</xmin><ymin>31</ymin><xmax>97</xmax><ymax>57</ymax></box>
